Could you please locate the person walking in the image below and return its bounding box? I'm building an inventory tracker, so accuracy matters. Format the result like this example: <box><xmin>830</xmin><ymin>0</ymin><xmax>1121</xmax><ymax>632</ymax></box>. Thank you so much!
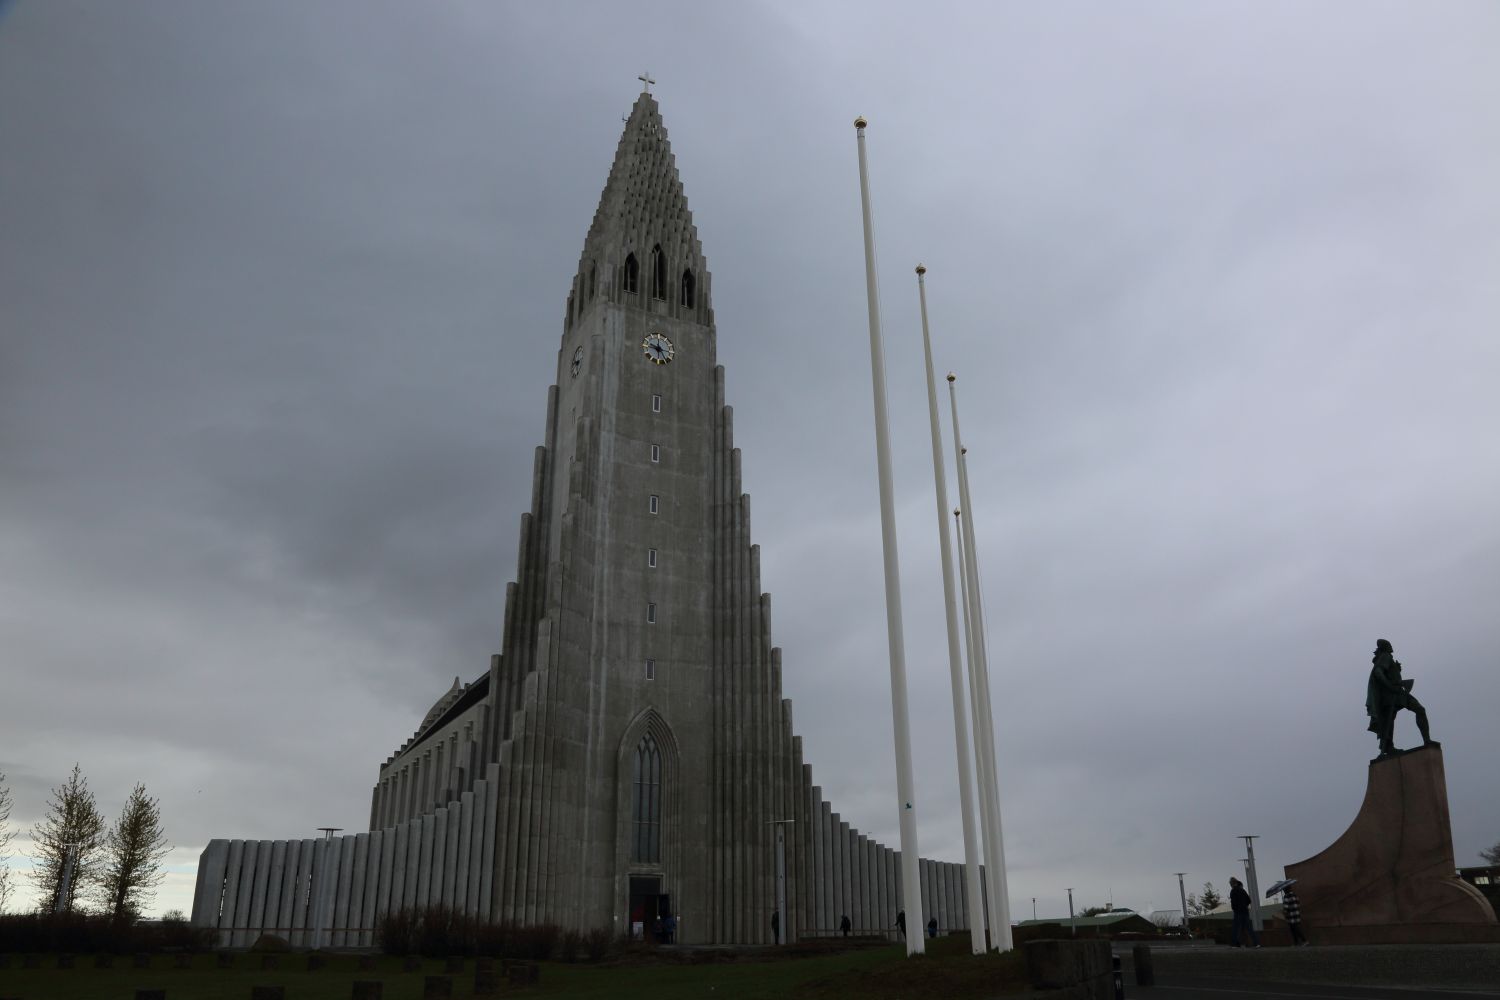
<box><xmin>894</xmin><ymin>910</ymin><xmax>906</xmax><ymax>940</ymax></box>
<box><xmin>1228</xmin><ymin>877</ymin><xmax>1260</xmax><ymax>948</ymax></box>
<box><xmin>840</xmin><ymin>913</ymin><xmax>851</xmax><ymax>937</ymax></box>
<box><xmin>1282</xmin><ymin>887</ymin><xmax>1307</xmax><ymax>946</ymax></box>
<box><xmin>926</xmin><ymin>916</ymin><xmax>938</xmax><ymax>939</ymax></box>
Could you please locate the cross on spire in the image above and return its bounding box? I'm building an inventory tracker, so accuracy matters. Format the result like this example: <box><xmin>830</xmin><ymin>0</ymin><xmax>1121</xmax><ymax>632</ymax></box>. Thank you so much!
<box><xmin>638</xmin><ymin>71</ymin><xmax>656</xmax><ymax>93</ymax></box>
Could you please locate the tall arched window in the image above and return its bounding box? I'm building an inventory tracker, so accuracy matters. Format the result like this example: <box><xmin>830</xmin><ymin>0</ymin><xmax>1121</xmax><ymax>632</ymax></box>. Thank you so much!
<box><xmin>680</xmin><ymin>269</ymin><xmax>696</xmax><ymax>309</ymax></box>
<box><xmin>631</xmin><ymin>733</ymin><xmax>662</xmax><ymax>863</ymax></box>
<box><xmin>650</xmin><ymin>244</ymin><xmax>667</xmax><ymax>301</ymax></box>
<box><xmin>623</xmin><ymin>254</ymin><xmax>639</xmax><ymax>294</ymax></box>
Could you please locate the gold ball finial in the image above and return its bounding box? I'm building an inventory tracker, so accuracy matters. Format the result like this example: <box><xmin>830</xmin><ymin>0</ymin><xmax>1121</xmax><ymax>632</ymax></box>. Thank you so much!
<box><xmin>915</xmin><ymin>263</ymin><xmax>926</xmax><ymax>275</ymax></box>
<box><xmin>854</xmin><ymin>115</ymin><xmax>868</xmax><ymax>129</ymax></box>
<box><xmin>946</xmin><ymin>372</ymin><xmax>956</xmax><ymax>383</ymax></box>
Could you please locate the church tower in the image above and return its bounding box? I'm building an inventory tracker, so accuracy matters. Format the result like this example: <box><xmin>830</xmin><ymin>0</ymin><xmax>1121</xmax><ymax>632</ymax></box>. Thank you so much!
<box><xmin>191</xmin><ymin>90</ymin><xmax>983</xmax><ymax>948</ymax></box>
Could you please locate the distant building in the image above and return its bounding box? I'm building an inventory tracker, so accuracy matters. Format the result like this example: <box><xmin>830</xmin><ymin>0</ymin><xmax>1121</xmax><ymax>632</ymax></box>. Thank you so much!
<box><xmin>1458</xmin><ymin>866</ymin><xmax>1500</xmax><ymax>917</ymax></box>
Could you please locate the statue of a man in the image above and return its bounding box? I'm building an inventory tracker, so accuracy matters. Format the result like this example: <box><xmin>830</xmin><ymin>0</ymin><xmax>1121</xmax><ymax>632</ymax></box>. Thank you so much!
<box><xmin>1365</xmin><ymin>639</ymin><xmax>1434</xmax><ymax>757</ymax></box>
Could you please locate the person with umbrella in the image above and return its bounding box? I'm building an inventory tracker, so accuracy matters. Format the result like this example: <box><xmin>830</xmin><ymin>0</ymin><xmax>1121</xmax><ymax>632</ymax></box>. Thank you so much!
<box><xmin>1267</xmin><ymin>879</ymin><xmax>1308</xmax><ymax>946</ymax></box>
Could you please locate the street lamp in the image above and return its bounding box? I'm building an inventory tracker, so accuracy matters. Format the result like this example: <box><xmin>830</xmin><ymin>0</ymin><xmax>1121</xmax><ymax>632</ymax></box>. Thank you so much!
<box><xmin>1032</xmin><ymin>897</ymin><xmax>1037</xmax><ymax>921</ymax></box>
<box><xmin>1066</xmin><ymin>888</ymin><xmax>1075</xmax><ymax>937</ymax></box>
<box><xmin>1174</xmin><ymin>873</ymin><xmax>1190</xmax><ymax>940</ymax></box>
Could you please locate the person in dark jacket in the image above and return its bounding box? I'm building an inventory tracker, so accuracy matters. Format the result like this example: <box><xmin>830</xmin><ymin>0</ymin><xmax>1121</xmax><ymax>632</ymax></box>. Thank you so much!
<box><xmin>840</xmin><ymin>913</ymin><xmax>851</xmax><ymax>937</ymax></box>
<box><xmin>1281</xmin><ymin>887</ymin><xmax>1307</xmax><ymax>946</ymax></box>
<box><xmin>894</xmin><ymin>910</ymin><xmax>906</xmax><ymax>939</ymax></box>
<box><xmin>926</xmin><ymin>916</ymin><xmax>938</xmax><ymax>938</ymax></box>
<box><xmin>1229</xmin><ymin>877</ymin><xmax>1260</xmax><ymax>947</ymax></box>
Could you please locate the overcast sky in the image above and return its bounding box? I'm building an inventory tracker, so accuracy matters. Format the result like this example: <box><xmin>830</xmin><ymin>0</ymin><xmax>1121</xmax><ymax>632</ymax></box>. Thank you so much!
<box><xmin>2</xmin><ymin>1</ymin><xmax>1497</xmax><ymax>922</ymax></box>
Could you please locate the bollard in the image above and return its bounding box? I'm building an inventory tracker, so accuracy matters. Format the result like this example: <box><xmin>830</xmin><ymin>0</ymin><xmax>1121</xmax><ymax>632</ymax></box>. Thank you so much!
<box><xmin>351</xmin><ymin>982</ymin><xmax>384</xmax><ymax>1000</ymax></box>
<box><xmin>423</xmin><ymin>974</ymin><xmax>453</xmax><ymax>998</ymax></box>
<box><xmin>135</xmin><ymin>991</ymin><xmax>167</xmax><ymax>1000</ymax></box>
<box><xmin>1132</xmin><ymin>944</ymin><xmax>1154</xmax><ymax>986</ymax></box>
<box><xmin>1113</xmin><ymin>953</ymin><xmax>1125</xmax><ymax>999</ymax></box>
<box><xmin>251</xmin><ymin>988</ymin><xmax>286</xmax><ymax>1000</ymax></box>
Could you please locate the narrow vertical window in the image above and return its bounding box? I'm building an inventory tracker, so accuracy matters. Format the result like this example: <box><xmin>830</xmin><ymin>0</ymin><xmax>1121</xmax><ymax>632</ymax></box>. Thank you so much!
<box><xmin>648</xmin><ymin>548</ymin><xmax>657</xmax><ymax>568</ymax></box>
<box><xmin>624</xmin><ymin>253</ymin><xmax>639</xmax><ymax>294</ymax></box>
<box><xmin>649</xmin><ymin>494</ymin><xmax>659</xmax><ymax>514</ymax></box>
<box><xmin>652</xmin><ymin>394</ymin><xmax>662</xmax><ymax>413</ymax></box>
<box><xmin>631</xmin><ymin>733</ymin><xmax>662</xmax><ymax>862</ymax></box>
<box><xmin>680</xmin><ymin>269</ymin><xmax>696</xmax><ymax>308</ymax></box>
<box><xmin>589</xmin><ymin>262</ymin><xmax>597</xmax><ymax>299</ymax></box>
<box><xmin>645</xmin><ymin>658</ymin><xmax>656</xmax><ymax>681</ymax></box>
<box><xmin>650</xmin><ymin>444</ymin><xmax>660</xmax><ymax>463</ymax></box>
<box><xmin>650</xmin><ymin>244</ymin><xmax>667</xmax><ymax>300</ymax></box>
<box><xmin>647</xmin><ymin>603</ymin><xmax>656</xmax><ymax>624</ymax></box>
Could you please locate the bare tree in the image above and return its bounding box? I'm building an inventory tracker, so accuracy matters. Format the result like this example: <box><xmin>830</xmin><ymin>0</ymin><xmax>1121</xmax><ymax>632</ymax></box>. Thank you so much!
<box><xmin>1481</xmin><ymin>840</ymin><xmax>1500</xmax><ymax>866</ymax></box>
<box><xmin>30</xmin><ymin>764</ymin><xmax>106</xmax><ymax>913</ymax></box>
<box><xmin>0</xmin><ymin>770</ymin><xmax>14</xmax><ymax>912</ymax></box>
<box><xmin>97</xmin><ymin>783</ymin><xmax>171</xmax><ymax>921</ymax></box>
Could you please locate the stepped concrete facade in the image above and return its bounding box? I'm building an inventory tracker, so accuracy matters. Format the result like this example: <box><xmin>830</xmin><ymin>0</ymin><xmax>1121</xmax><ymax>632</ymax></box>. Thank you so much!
<box><xmin>191</xmin><ymin>90</ymin><xmax>990</xmax><ymax>947</ymax></box>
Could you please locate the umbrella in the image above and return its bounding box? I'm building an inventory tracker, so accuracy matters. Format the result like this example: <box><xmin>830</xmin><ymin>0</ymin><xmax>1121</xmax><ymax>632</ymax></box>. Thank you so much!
<box><xmin>1264</xmin><ymin>878</ymin><xmax>1296</xmax><ymax>898</ymax></box>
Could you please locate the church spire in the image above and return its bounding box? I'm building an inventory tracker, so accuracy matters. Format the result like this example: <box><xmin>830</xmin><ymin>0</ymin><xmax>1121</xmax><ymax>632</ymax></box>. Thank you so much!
<box><xmin>574</xmin><ymin>91</ymin><xmax>709</xmax><ymax>320</ymax></box>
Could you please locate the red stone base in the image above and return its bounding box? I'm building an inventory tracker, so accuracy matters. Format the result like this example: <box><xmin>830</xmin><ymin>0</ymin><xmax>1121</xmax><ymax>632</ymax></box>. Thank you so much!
<box><xmin>1285</xmin><ymin>745</ymin><xmax>1497</xmax><ymax>940</ymax></box>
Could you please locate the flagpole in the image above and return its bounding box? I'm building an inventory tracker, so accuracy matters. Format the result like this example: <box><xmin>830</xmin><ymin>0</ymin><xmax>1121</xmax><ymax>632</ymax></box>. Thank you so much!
<box><xmin>953</xmin><ymin>505</ymin><xmax>1003</xmax><ymax>946</ymax></box>
<box><xmin>916</xmin><ymin>265</ymin><xmax>986</xmax><ymax>954</ymax></box>
<box><xmin>853</xmin><ymin>116</ymin><xmax>924</xmax><ymax>956</ymax></box>
<box><xmin>950</xmin><ymin>376</ymin><xmax>1013</xmax><ymax>950</ymax></box>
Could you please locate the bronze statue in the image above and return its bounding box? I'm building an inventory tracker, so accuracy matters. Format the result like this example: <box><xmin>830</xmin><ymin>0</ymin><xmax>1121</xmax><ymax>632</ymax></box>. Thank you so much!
<box><xmin>1366</xmin><ymin>639</ymin><xmax>1435</xmax><ymax>757</ymax></box>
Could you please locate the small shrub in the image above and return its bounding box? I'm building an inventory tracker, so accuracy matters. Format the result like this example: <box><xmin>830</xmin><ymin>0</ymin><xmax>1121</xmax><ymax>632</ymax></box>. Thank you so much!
<box><xmin>558</xmin><ymin>928</ymin><xmax>582</xmax><ymax>963</ymax></box>
<box><xmin>585</xmin><ymin>926</ymin><xmax>612</xmax><ymax>962</ymax></box>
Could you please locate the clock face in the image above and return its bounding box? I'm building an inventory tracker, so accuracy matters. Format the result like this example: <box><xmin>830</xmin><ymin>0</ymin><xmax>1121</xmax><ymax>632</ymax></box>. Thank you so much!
<box><xmin>642</xmin><ymin>332</ymin><xmax>674</xmax><ymax>365</ymax></box>
<box><xmin>570</xmin><ymin>346</ymin><xmax>583</xmax><ymax>377</ymax></box>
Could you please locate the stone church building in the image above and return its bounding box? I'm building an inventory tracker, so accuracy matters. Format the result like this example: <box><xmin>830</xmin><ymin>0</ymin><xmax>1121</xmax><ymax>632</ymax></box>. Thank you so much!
<box><xmin>191</xmin><ymin>90</ymin><xmax>990</xmax><ymax>946</ymax></box>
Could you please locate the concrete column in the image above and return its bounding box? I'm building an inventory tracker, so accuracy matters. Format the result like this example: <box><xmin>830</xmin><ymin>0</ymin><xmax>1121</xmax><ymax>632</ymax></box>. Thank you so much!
<box><xmin>289</xmin><ymin>839</ymin><xmax>313</xmax><ymax>946</ymax></box>
<box><xmin>479</xmin><ymin>763</ymin><xmax>500</xmax><ymax>918</ymax></box>
<box><xmin>403</xmin><ymin>816</ymin><xmax>422</xmax><ymax>910</ymax></box>
<box><xmin>359</xmin><ymin>830</ymin><xmax>383</xmax><ymax>947</ymax></box>
<box><xmin>276</xmin><ymin>839</ymin><xmax>300</xmax><ymax>938</ymax></box>
<box><xmin>231</xmin><ymin>840</ymin><xmax>259</xmax><ymax>947</ymax></box>
<box><xmin>191</xmin><ymin>840</ymin><xmax>229</xmax><ymax>928</ymax></box>
<box><xmin>262</xmin><ymin>841</ymin><xmax>287</xmax><ymax>937</ymax></box>
<box><xmin>389</xmin><ymin>822</ymin><xmax>408</xmax><ymax>916</ymax></box>
<box><xmin>373</xmin><ymin>829</ymin><xmax>395</xmax><ymax>940</ymax></box>
<box><xmin>455</xmin><ymin>790</ymin><xmax>473</xmax><ymax>915</ymax></box>
<box><xmin>341</xmin><ymin>834</ymin><xmax>366</xmax><ymax>946</ymax></box>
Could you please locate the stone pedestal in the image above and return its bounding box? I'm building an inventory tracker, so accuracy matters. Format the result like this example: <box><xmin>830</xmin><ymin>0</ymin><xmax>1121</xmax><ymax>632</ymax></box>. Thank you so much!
<box><xmin>1285</xmin><ymin>745</ymin><xmax>1499</xmax><ymax>944</ymax></box>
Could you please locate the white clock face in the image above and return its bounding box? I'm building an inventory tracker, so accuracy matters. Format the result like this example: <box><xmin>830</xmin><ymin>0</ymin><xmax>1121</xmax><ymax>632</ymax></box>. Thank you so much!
<box><xmin>643</xmin><ymin>332</ymin><xmax>674</xmax><ymax>365</ymax></box>
<box><xmin>571</xmin><ymin>346</ymin><xmax>583</xmax><ymax>377</ymax></box>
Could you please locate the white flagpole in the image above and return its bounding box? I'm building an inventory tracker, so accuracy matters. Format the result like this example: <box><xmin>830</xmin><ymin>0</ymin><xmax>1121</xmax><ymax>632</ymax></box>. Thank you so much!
<box><xmin>853</xmin><ymin>116</ymin><xmax>924</xmax><ymax>956</ymax></box>
<box><xmin>953</xmin><ymin>505</ymin><xmax>1003</xmax><ymax>946</ymax></box>
<box><xmin>950</xmin><ymin>376</ymin><xmax>1013</xmax><ymax>950</ymax></box>
<box><xmin>916</xmin><ymin>265</ymin><xmax>986</xmax><ymax>955</ymax></box>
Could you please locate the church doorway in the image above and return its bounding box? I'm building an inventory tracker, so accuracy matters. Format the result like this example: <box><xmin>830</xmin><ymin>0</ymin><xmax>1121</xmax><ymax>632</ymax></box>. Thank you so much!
<box><xmin>629</xmin><ymin>875</ymin><xmax>673</xmax><ymax>943</ymax></box>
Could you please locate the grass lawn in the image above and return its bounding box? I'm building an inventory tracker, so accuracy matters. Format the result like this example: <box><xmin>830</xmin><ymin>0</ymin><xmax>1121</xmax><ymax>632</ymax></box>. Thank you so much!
<box><xmin>0</xmin><ymin>938</ymin><xmax>1028</xmax><ymax>999</ymax></box>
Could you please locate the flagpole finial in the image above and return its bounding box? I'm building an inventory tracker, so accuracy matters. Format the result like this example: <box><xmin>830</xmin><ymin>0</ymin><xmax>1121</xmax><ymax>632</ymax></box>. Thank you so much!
<box><xmin>854</xmin><ymin>115</ymin><xmax>868</xmax><ymax>129</ymax></box>
<box><xmin>946</xmin><ymin>372</ymin><xmax>956</xmax><ymax>383</ymax></box>
<box><xmin>915</xmin><ymin>263</ymin><xmax>927</xmax><ymax>275</ymax></box>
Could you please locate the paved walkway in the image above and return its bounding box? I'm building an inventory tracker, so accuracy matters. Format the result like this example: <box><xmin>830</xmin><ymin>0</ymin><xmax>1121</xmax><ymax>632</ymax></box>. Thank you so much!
<box><xmin>1131</xmin><ymin>978</ymin><xmax>1500</xmax><ymax>1000</ymax></box>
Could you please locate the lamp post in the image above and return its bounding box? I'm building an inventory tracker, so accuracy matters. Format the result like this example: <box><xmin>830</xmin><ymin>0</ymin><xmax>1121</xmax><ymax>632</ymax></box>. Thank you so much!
<box><xmin>1032</xmin><ymin>897</ymin><xmax>1037</xmax><ymax>921</ymax></box>
<box><xmin>1066</xmin><ymin>888</ymin><xmax>1076</xmax><ymax>937</ymax></box>
<box><xmin>1239</xmin><ymin>836</ymin><xmax>1264</xmax><ymax>931</ymax></box>
<box><xmin>1174</xmin><ymin>873</ymin><xmax>1190</xmax><ymax>939</ymax></box>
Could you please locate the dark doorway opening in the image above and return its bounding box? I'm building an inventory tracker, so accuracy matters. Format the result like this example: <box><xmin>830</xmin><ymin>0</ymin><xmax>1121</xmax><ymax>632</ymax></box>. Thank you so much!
<box><xmin>630</xmin><ymin>875</ymin><xmax>674</xmax><ymax>942</ymax></box>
